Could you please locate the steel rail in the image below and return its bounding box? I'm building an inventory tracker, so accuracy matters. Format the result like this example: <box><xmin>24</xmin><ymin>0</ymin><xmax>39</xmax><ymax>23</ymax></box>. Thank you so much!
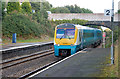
<box><xmin>1</xmin><ymin>49</ymin><xmax>54</xmax><ymax>69</ymax></box>
<box><xmin>19</xmin><ymin>44</ymin><xmax>102</xmax><ymax>79</ymax></box>
<box><xmin>19</xmin><ymin>59</ymin><xmax>61</xmax><ymax>79</ymax></box>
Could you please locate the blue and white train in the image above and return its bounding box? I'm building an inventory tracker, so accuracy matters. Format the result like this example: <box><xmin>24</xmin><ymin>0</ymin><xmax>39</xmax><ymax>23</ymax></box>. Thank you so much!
<box><xmin>54</xmin><ymin>23</ymin><xmax>102</xmax><ymax>57</ymax></box>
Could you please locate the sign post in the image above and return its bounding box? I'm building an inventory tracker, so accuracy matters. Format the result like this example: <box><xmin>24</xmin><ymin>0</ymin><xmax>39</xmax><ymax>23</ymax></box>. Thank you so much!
<box><xmin>104</xmin><ymin>0</ymin><xmax>114</xmax><ymax>64</ymax></box>
<box><xmin>12</xmin><ymin>33</ymin><xmax>17</xmax><ymax>43</ymax></box>
<box><xmin>111</xmin><ymin>0</ymin><xmax>114</xmax><ymax>65</ymax></box>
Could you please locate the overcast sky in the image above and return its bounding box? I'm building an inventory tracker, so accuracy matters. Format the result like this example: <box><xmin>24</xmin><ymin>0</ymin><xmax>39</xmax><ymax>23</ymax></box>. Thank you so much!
<box><xmin>46</xmin><ymin>0</ymin><xmax>120</xmax><ymax>13</ymax></box>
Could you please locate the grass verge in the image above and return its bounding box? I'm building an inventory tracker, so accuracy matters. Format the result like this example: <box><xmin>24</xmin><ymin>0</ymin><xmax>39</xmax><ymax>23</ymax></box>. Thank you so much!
<box><xmin>2</xmin><ymin>35</ymin><xmax>53</xmax><ymax>45</ymax></box>
<box><xmin>98</xmin><ymin>37</ymin><xmax>119</xmax><ymax>77</ymax></box>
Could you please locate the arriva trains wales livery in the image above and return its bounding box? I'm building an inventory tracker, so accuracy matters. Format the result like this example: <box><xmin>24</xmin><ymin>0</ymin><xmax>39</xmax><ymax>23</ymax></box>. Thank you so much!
<box><xmin>54</xmin><ymin>23</ymin><xmax>102</xmax><ymax>57</ymax></box>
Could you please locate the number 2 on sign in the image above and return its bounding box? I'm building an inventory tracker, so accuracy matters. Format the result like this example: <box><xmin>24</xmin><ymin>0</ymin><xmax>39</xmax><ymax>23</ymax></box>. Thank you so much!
<box><xmin>106</xmin><ymin>10</ymin><xmax>110</xmax><ymax>15</ymax></box>
<box><xmin>104</xmin><ymin>9</ymin><xmax>112</xmax><ymax>16</ymax></box>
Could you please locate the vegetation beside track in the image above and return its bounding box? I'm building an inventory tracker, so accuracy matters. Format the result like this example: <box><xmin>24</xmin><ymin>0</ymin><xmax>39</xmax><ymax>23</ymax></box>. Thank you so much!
<box><xmin>2</xmin><ymin>35</ymin><xmax>53</xmax><ymax>45</ymax></box>
<box><xmin>99</xmin><ymin>40</ymin><xmax>119</xmax><ymax>77</ymax></box>
<box><xmin>98</xmin><ymin>35</ymin><xmax>119</xmax><ymax>77</ymax></box>
<box><xmin>1</xmin><ymin>1</ymin><xmax>88</xmax><ymax>44</ymax></box>
<box><xmin>50</xmin><ymin>4</ymin><xmax>93</xmax><ymax>13</ymax></box>
<box><xmin>94</xmin><ymin>25</ymin><xmax>120</xmax><ymax>77</ymax></box>
<box><xmin>2</xmin><ymin>12</ymin><xmax>88</xmax><ymax>44</ymax></box>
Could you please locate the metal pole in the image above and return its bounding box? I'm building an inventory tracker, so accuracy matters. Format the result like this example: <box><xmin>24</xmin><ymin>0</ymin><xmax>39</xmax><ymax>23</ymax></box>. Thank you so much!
<box><xmin>111</xmin><ymin>0</ymin><xmax>114</xmax><ymax>64</ymax></box>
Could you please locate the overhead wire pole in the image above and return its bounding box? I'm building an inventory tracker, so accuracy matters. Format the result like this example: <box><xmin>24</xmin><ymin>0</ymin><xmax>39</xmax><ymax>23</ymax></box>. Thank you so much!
<box><xmin>111</xmin><ymin>0</ymin><xmax>114</xmax><ymax>64</ymax></box>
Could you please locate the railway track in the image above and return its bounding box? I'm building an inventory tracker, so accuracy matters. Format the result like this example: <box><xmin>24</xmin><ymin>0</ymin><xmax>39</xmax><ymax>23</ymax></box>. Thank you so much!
<box><xmin>19</xmin><ymin>50</ymin><xmax>87</xmax><ymax>79</ymax></box>
<box><xmin>19</xmin><ymin>44</ymin><xmax>102</xmax><ymax>78</ymax></box>
<box><xmin>2</xmin><ymin>43</ymin><xmax>102</xmax><ymax>78</ymax></box>
<box><xmin>1</xmin><ymin>49</ymin><xmax>54</xmax><ymax>69</ymax></box>
<box><xmin>19</xmin><ymin>59</ymin><xmax>62</xmax><ymax>79</ymax></box>
<box><xmin>2</xmin><ymin>42</ymin><xmax>53</xmax><ymax>60</ymax></box>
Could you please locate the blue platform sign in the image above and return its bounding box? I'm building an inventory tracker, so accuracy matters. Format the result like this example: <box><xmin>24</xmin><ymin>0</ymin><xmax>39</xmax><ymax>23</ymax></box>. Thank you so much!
<box><xmin>12</xmin><ymin>33</ymin><xmax>16</xmax><ymax>43</ymax></box>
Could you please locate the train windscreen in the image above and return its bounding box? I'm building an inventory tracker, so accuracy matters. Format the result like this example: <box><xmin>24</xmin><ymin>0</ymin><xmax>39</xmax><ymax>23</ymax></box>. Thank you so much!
<box><xmin>56</xmin><ymin>29</ymin><xmax>75</xmax><ymax>39</ymax></box>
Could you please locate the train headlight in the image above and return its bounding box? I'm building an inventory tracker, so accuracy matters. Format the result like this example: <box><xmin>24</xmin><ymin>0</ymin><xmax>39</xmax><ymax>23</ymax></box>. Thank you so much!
<box><xmin>71</xmin><ymin>44</ymin><xmax>75</xmax><ymax>46</ymax></box>
<box><xmin>55</xmin><ymin>44</ymin><xmax>60</xmax><ymax>46</ymax></box>
<box><xmin>58</xmin><ymin>44</ymin><xmax>60</xmax><ymax>46</ymax></box>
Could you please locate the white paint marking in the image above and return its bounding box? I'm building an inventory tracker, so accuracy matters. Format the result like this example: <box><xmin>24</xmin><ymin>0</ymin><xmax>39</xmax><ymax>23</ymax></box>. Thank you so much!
<box><xmin>0</xmin><ymin>42</ymin><xmax>53</xmax><ymax>52</ymax></box>
<box><xmin>28</xmin><ymin>48</ymin><xmax>87</xmax><ymax>78</ymax></box>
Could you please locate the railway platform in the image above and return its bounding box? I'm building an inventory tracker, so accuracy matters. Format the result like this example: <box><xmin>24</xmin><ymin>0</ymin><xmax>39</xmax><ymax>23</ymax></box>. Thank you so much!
<box><xmin>1</xmin><ymin>41</ymin><xmax>53</xmax><ymax>50</ymax></box>
<box><xmin>31</xmin><ymin>48</ymin><xmax>110</xmax><ymax>77</ymax></box>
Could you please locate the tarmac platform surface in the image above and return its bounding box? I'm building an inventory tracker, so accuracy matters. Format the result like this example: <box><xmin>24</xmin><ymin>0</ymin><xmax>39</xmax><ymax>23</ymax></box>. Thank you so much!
<box><xmin>33</xmin><ymin>48</ymin><xmax>110</xmax><ymax>77</ymax></box>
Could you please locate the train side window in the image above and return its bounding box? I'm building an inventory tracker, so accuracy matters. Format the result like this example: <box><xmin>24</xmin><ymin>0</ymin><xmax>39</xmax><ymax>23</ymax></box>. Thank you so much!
<box><xmin>83</xmin><ymin>33</ymin><xmax>85</xmax><ymax>38</ymax></box>
<box><xmin>83</xmin><ymin>33</ymin><xmax>86</xmax><ymax>38</ymax></box>
<box><xmin>91</xmin><ymin>32</ymin><xmax>94</xmax><ymax>37</ymax></box>
<box><xmin>97</xmin><ymin>32</ymin><xmax>101</xmax><ymax>37</ymax></box>
<box><xmin>83</xmin><ymin>32</ymin><xmax>94</xmax><ymax>38</ymax></box>
<box><xmin>79</xmin><ymin>32</ymin><xmax>81</xmax><ymax>42</ymax></box>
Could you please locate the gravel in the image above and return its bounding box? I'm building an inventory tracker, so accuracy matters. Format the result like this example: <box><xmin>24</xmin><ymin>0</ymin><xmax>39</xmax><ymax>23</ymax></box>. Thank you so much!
<box><xmin>2</xmin><ymin>54</ymin><xmax>60</xmax><ymax>77</ymax></box>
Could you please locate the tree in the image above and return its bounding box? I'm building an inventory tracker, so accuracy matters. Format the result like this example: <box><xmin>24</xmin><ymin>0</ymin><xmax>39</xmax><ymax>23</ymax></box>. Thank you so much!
<box><xmin>83</xmin><ymin>8</ymin><xmax>93</xmax><ymax>13</ymax></box>
<box><xmin>31</xmin><ymin>2</ymin><xmax>52</xmax><ymax>25</ymax></box>
<box><xmin>42</xmin><ymin>1</ymin><xmax>52</xmax><ymax>11</ymax></box>
<box><xmin>51</xmin><ymin>7</ymin><xmax>70</xmax><ymax>13</ymax></box>
<box><xmin>31</xmin><ymin>2</ymin><xmax>49</xmax><ymax>23</ymax></box>
<box><xmin>7</xmin><ymin>2</ymin><xmax>20</xmax><ymax>14</ymax></box>
<box><xmin>0</xmin><ymin>2</ymin><xmax>2</xmax><ymax>20</ymax></box>
<box><xmin>31</xmin><ymin>2</ymin><xmax>40</xmax><ymax>12</ymax></box>
<box><xmin>0</xmin><ymin>1</ymin><xmax>2</xmax><ymax>34</ymax></box>
<box><xmin>65</xmin><ymin>5</ymin><xmax>74</xmax><ymax>13</ymax></box>
<box><xmin>31</xmin><ymin>1</ymin><xmax>52</xmax><ymax>12</ymax></box>
<box><xmin>74</xmin><ymin>4</ymin><xmax>82</xmax><ymax>13</ymax></box>
<box><xmin>118</xmin><ymin>9</ymin><xmax>120</xmax><ymax>14</ymax></box>
<box><xmin>21</xmin><ymin>2</ymin><xmax>32</xmax><ymax>13</ymax></box>
<box><xmin>1</xmin><ymin>2</ymin><xmax>6</xmax><ymax>19</ymax></box>
<box><xmin>65</xmin><ymin>5</ymin><xmax>93</xmax><ymax>13</ymax></box>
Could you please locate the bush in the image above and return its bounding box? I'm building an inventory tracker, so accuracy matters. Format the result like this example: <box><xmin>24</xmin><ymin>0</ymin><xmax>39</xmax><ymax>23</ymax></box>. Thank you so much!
<box><xmin>51</xmin><ymin>7</ymin><xmax>70</xmax><ymax>13</ymax></box>
<box><xmin>7</xmin><ymin>2</ymin><xmax>20</xmax><ymax>14</ymax></box>
<box><xmin>105</xmin><ymin>26</ymin><xmax>119</xmax><ymax>47</ymax></box>
<box><xmin>2</xmin><ymin>12</ymin><xmax>43</xmax><ymax>38</ymax></box>
<box><xmin>21</xmin><ymin>2</ymin><xmax>32</xmax><ymax>14</ymax></box>
<box><xmin>2</xmin><ymin>9</ymin><xmax>89</xmax><ymax>39</ymax></box>
<box><xmin>50</xmin><ymin>19</ymin><xmax>88</xmax><ymax>26</ymax></box>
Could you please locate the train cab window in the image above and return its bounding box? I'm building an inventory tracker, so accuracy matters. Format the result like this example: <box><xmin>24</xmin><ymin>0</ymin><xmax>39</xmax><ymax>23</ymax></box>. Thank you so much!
<box><xmin>56</xmin><ymin>29</ymin><xmax>75</xmax><ymax>39</ymax></box>
<box><xmin>66</xmin><ymin>29</ymin><xmax>75</xmax><ymax>39</ymax></box>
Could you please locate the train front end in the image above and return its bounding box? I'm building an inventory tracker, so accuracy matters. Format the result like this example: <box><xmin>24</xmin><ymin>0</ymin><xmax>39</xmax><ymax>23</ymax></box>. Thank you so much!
<box><xmin>54</xmin><ymin>23</ymin><xmax>77</xmax><ymax>57</ymax></box>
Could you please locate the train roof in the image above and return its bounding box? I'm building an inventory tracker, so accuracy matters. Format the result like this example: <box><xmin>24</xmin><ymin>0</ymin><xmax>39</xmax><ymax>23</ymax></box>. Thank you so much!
<box><xmin>75</xmin><ymin>24</ymin><xmax>101</xmax><ymax>31</ymax></box>
<box><xmin>75</xmin><ymin>25</ymin><xmax>95</xmax><ymax>30</ymax></box>
<box><xmin>57</xmin><ymin>23</ymin><xmax>75</xmax><ymax>29</ymax></box>
<box><xmin>56</xmin><ymin>23</ymin><xmax>101</xmax><ymax>31</ymax></box>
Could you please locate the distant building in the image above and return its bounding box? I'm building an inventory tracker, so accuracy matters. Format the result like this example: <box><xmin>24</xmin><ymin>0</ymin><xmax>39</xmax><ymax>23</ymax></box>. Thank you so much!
<box><xmin>32</xmin><ymin>9</ymin><xmax>35</xmax><ymax>13</ymax></box>
<box><xmin>46</xmin><ymin>11</ymin><xmax>52</xmax><ymax>14</ymax></box>
<box><xmin>20</xmin><ymin>2</ymin><xmax>22</xmax><ymax>5</ymax></box>
<box><xmin>4</xmin><ymin>8</ymin><xmax>7</xmax><ymax>12</ymax></box>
